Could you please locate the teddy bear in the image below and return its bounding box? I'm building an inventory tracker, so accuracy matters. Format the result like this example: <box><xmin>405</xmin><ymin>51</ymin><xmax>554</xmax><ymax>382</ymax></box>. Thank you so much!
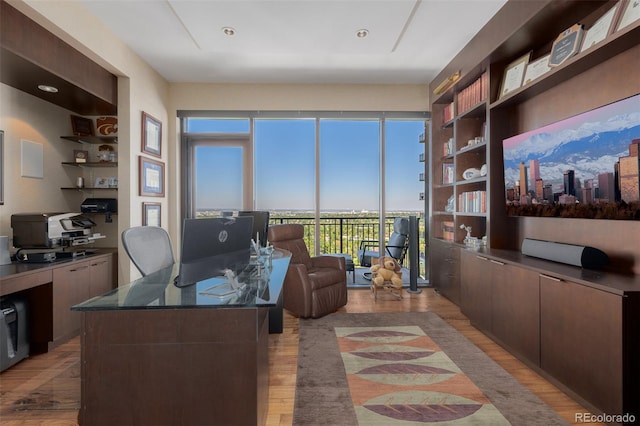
<box><xmin>370</xmin><ymin>256</ymin><xmax>403</xmax><ymax>300</ymax></box>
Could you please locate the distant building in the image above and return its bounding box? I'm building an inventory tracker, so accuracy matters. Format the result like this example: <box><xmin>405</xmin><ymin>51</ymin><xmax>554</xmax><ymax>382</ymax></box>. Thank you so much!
<box><xmin>519</xmin><ymin>162</ymin><xmax>528</xmax><ymax>198</ymax></box>
<box><xmin>564</xmin><ymin>170</ymin><xmax>575</xmax><ymax>196</ymax></box>
<box><xmin>543</xmin><ymin>184</ymin><xmax>553</xmax><ymax>201</ymax></box>
<box><xmin>582</xmin><ymin>187</ymin><xmax>593</xmax><ymax>204</ymax></box>
<box><xmin>535</xmin><ymin>178</ymin><xmax>544</xmax><ymax>200</ymax></box>
<box><xmin>598</xmin><ymin>172</ymin><xmax>615</xmax><ymax>202</ymax></box>
<box><xmin>619</xmin><ymin>139</ymin><xmax>640</xmax><ymax>203</ymax></box>
<box><xmin>529</xmin><ymin>159</ymin><xmax>540</xmax><ymax>192</ymax></box>
<box><xmin>558</xmin><ymin>194</ymin><xmax>577</xmax><ymax>205</ymax></box>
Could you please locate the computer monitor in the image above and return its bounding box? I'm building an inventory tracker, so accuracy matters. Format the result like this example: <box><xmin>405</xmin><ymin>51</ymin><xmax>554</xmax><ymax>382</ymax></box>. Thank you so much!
<box><xmin>174</xmin><ymin>216</ymin><xmax>253</xmax><ymax>287</ymax></box>
<box><xmin>238</xmin><ymin>211</ymin><xmax>270</xmax><ymax>247</ymax></box>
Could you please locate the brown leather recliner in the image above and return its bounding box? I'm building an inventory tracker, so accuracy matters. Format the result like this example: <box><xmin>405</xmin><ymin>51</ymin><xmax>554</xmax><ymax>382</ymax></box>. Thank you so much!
<box><xmin>267</xmin><ymin>224</ymin><xmax>347</xmax><ymax>319</ymax></box>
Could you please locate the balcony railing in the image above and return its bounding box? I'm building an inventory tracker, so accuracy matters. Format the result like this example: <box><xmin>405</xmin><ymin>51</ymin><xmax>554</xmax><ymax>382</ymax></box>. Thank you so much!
<box><xmin>270</xmin><ymin>215</ymin><xmax>425</xmax><ymax>273</ymax></box>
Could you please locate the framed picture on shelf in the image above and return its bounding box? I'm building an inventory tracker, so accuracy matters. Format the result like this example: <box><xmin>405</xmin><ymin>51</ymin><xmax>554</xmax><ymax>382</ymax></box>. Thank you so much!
<box><xmin>617</xmin><ymin>0</ymin><xmax>640</xmax><ymax>31</ymax></box>
<box><xmin>70</xmin><ymin>115</ymin><xmax>94</xmax><ymax>136</ymax></box>
<box><xmin>95</xmin><ymin>177</ymin><xmax>110</xmax><ymax>188</ymax></box>
<box><xmin>580</xmin><ymin>4</ymin><xmax>618</xmax><ymax>52</ymax></box>
<box><xmin>74</xmin><ymin>149</ymin><xmax>89</xmax><ymax>163</ymax></box>
<box><xmin>142</xmin><ymin>111</ymin><xmax>162</xmax><ymax>157</ymax></box>
<box><xmin>139</xmin><ymin>156</ymin><xmax>165</xmax><ymax>197</ymax></box>
<box><xmin>523</xmin><ymin>54</ymin><xmax>551</xmax><ymax>85</ymax></box>
<box><xmin>142</xmin><ymin>202</ymin><xmax>161</xmax><ymax>227</ymax></box>
<box><xmin>499</xmin><ymin>52</ymin><xmax>530</xmax><ymax>98</ymax></box>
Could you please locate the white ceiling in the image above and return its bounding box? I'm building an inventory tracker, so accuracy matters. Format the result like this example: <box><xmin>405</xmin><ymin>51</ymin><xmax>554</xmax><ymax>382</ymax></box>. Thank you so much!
<box><xmin>79</xmin><ymin>0</ymin><xmax>507</xmax><ymax>85</ymax></box>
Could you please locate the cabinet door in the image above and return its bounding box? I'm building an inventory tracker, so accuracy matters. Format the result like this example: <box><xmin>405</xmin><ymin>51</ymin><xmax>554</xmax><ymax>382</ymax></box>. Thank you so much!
<box><xmin>540</xmin><ymin>275</ymin><xmax>622</xmax><ymax>414</ymax></box>
<box><xmin>460</xmin><ymin>251</ymin><xmax>491</xmax><ymax>330</ymax></box>
<box><xmin>430</xmin><ymin>240</ymin><xmax>460</xmax><ymax>305</ymax></box>
<box><xmin>52</xmin><ymin>260</ymin><xmax>91</xmax><ymax>340</ymax></box>
<box><xmin>89</xmin><ymin>255</ymin><xmax>114</xmax><ymax>297</ymax></box>
<box><xmin>491</xmin><ymin>262</ymin><xmax>539</xmax><ymax>364</ymax></box>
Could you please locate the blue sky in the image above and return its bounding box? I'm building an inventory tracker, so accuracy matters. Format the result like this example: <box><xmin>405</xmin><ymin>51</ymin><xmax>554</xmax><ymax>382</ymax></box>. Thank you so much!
<box><xmin>190</xmin><ymin>118</ymin><xmax>425</xmax><ymax>212</ymax></box>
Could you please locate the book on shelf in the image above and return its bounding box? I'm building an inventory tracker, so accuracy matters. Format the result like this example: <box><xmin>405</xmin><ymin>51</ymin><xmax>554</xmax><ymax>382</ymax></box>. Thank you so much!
<box><xmin>442</xmin><ymin>221</ymin><xmax>455</xmax><ymax>241</ymax></box>
<box><xmin>458</xmin><ymin>190</ymin><xmax>486</xmax><ymax>213</ymax></box>
<box><xmin>443</xmin><ymin>102</ymin><xmax>455</xmax><ymax>124</ymax></box>
<box><xmin>442</xmin><ymin>163</ymin><xmax>454</xmax><ymax>184</ymax></box>
<box><xmin>456</xmin><ymin>72</ymin><xmax>487</xmax><ymax>116</ymax></box>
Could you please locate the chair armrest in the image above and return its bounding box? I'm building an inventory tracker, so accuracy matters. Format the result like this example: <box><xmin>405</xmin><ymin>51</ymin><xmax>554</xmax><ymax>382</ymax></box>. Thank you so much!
<box><xmin>284</xmin><ymin>263</ymin><xmax>313</xmax><ymax>316</ymax></box>
<box><xmin>311</xmin><ymin>255</ymin><xmax>345</xmax><ymax>271</ymax></box>
<box><xmin>358</xmin><ymin>239</ymin><xmax>379</xmax><ymax>250</ymax></box>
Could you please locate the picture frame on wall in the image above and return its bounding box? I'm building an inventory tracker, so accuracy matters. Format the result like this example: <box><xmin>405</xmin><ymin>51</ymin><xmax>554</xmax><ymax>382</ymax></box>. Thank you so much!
<box><xmin>142</xmin><ymin>202</ymin><xmax>161</xmax><ymax>227</ymax></box>
<box><xmin>142</xmin><ymin>111</ymin><xmax>162</xmax><ymax>157</ymax></box>
<box><xmin>139</xmin><ymin>156</ymin><xmax>165</xmax><ymax>197</ymax></box>
<box><xmin>70</xmin><ymin>115</ymin><xmax>94</xmax><ymax>136</ymax></box>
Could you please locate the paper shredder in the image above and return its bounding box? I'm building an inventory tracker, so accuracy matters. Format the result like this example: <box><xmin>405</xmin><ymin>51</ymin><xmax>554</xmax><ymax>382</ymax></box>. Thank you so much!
<box><xmin>0</xmin><ymin>296</ymin><xmax>29</xmax><ymax>371</ymax></box>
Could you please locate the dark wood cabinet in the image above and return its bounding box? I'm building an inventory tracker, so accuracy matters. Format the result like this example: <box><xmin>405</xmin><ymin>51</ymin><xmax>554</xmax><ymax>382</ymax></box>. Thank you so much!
<box><xmin>461</xmin><ymin>251</ymin><xmax>540</xmax><ymax>365</ymax></box>
<box><xmin>491</xmin><ymin>261</ymin><xmax>539</xmax><ymax>364</ymax></box>
<box><xmin>540</xmin><ymin>274</ymin><xmax>623</xmax><ymax>415</ymax></box>
<box><xmin>460</xmin><ymin>252</ymin><xmax>492</xmax><ymax>331</ymax></box>
<box><xmin>430</xmin><ymin>239</ymin><xmax>460</xmax><ymax>304</ymax></box>
<box><xmin>427</xmin><ymin>0</ymin><xmax>640</xmax><ymax>418</ymax></box>
<box><xmin>52</xmin><ymin>261</ymin><xmax>91</xmax><ymax>341</ymax></box>
<box><xmin>1</xmin><ymin>253</ymin><xmax>117</xmax><ymax>348</ymax></box>
<box><xmin>88</xmin><ymin>255</ymin><xmax>114</xmax><ymax>296</ymax></box>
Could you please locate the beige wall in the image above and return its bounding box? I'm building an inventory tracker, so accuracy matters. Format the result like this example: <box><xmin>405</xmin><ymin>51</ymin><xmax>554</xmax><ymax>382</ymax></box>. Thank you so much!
<box><xmin>170</xmin><ymin>83</ymin><xmax>429</xmax><ymax>112</ymax></box>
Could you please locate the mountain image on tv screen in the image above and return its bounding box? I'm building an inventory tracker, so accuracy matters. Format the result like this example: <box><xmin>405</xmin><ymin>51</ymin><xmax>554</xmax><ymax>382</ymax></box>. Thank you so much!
<box><xmin>502</xmin><ymin>94</ymin><xmax>640</xmax><ymax>220</ymax></box>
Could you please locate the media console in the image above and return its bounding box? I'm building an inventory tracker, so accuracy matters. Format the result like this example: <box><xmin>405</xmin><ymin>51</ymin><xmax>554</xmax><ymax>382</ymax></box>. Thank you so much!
<box><xmin>459</xmin><ymin>246</ymin><xmax>640</xmax><ymax>420</ymax></box>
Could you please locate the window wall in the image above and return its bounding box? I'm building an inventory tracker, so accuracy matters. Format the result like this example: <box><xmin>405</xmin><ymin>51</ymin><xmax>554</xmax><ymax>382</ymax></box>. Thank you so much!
<box><xmin>181</xmin><ymin>111</ymin><xmax>427</xmax><ymax>275</ymax></box>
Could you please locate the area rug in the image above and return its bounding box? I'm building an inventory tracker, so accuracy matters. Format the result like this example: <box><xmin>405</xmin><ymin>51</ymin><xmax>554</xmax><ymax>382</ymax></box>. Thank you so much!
<box><xmin>294</xmin><ymin>312</ymin><xmax>567</xmax><ymax>425</ymax></box>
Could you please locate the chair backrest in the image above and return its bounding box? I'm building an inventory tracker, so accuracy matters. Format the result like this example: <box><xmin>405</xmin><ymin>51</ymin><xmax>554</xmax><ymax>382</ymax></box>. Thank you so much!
<box><xmin>267</xmin><ymin>224</ymin><xmax>312</xmax><ymax>269</ymax></box>
<box><xmin>122</xmin><ymin>226</ymin><xmax>175</xmax><ymax>276</ymax></box>
<box><xmin>386</xmin><ymin>217</ymin><xmax>409</xmax><ymax>261</ymax></box>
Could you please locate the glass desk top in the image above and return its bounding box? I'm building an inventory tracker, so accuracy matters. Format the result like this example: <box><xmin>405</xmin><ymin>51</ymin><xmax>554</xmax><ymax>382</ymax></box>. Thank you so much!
<box><xmin>72</xmin><ymin>249</ymin><xmax>290</xmax><ymax>311</ymax></box>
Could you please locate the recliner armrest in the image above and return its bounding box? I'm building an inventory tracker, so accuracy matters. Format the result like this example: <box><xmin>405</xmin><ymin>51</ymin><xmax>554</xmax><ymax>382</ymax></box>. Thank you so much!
<box><xmin>311</xmin><ymin>255</ymin><xmax>345</xmax><ymax>271</ymax></box>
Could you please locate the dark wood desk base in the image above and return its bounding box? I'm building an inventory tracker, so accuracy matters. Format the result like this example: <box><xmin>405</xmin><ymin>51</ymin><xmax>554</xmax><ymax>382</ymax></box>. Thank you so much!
<box><xmin>79</xmin><ymin>307</ymin><xmax>269</xmax><ymax>426</ymax></box>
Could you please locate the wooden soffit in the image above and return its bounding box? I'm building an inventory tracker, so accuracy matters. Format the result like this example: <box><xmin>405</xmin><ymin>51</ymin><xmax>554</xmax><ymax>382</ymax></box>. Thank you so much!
<box><xmin>0</xmin><ymin>0</ymin><xmax>117</xmax><ymax>115</ymax></box>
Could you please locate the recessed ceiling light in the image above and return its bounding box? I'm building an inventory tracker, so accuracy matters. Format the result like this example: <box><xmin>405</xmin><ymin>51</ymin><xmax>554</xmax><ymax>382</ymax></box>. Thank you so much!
<box><xmin>222</xmin><ymin>27</ymin><xmax>236</xmax><ymax>36</ymax></box>
<box><xmin>356</xmin><ymin>29</ymin><xmax>369</xmax><ymax>38</ymax></box>
<box><xmin>38</xmin><ymin>84</ymin><xmax>58</xmax><ymax>93</ymax></box>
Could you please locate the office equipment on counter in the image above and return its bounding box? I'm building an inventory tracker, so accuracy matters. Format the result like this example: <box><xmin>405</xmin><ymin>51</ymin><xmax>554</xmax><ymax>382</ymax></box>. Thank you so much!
<box><xmin>80</xmin><ymin>198</ymin><xmax>117</xmax><ymax>214</ymax></box>
<box><xmin>11</xmin><ymin>213</ymin><xmax>98</xmax><ymax>248</ymax></box>
<box><xmin>0</xmin><ymin>296</ymin><xmax>29</xmax><ymax>372</ymax></box>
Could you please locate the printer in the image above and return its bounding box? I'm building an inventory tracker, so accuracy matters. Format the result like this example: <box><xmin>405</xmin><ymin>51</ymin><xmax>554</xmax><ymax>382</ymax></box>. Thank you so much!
<box><xmin>11</xmin><ymin>212</ymin><xmax>96</xmax><ymax>249</ymax></box>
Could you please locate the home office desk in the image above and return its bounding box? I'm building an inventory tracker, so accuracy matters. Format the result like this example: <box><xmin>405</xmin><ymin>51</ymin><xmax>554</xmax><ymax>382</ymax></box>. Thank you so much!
<box><xmin>72</xmin><ymin>249</ymin><xmax>290</xmax><ymax>426</ymax></box>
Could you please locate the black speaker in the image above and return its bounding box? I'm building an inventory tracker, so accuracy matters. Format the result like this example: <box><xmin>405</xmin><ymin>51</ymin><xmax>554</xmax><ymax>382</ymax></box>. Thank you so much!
<box><xmin>521</xmin><ymin>238</ymin><xmax>608</xmax><ymax>269</ymax></box>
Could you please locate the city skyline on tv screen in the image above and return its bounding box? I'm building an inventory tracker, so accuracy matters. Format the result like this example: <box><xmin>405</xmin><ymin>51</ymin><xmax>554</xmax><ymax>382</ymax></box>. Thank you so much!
<box><xmin>503</xmin><ymin>94</ymin><xmax>640</xmax><ymax>220</ymax></box>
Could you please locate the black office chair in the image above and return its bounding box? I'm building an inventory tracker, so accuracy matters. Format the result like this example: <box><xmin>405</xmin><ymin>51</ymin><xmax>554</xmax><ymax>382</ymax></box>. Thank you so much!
<box><xmin>121</xmin><ymin>226</ymin><xmax>175</xmax><ymax>276</ymax></box>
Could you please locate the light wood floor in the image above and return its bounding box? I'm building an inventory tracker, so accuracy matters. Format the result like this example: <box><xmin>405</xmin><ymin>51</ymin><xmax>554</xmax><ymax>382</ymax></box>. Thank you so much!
<box><xmin>1</xmin><ymin>287</ymin><xmax>603</xmax><ymax>425</ymax></box>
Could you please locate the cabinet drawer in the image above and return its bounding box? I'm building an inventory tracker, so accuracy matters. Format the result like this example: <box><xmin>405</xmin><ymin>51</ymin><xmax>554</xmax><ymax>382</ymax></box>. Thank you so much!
<box><xmin>540</xmin><ymin>274</ymin><xmax>622</xmax><ymax>414</ymax></box>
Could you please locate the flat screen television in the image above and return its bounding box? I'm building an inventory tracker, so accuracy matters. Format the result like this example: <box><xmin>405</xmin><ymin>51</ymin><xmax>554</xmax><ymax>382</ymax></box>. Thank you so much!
<box><xmin>502</xmin><ymin>94</ymin><xmax>640</xmax><ymax>220</ymax></box>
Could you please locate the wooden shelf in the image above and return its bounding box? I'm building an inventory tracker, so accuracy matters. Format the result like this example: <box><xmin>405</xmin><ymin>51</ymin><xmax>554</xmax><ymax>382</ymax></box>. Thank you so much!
<box><xmin>60</xmin><ymin>187</ymin><xmax>118</xmax><ymax>191</ymax></box>
<box><xmin>61</xmin><ymin>135</ymin><xmax>117</xmax><ymax>144</ymax></box>
<box><xmin>61</xmin><ymin>162</ymin><xmax>117</xmax><ymax>168</ymax></box>
<box><xmin>490</xmin><ymin>21</ymin><xmax>640</xmax><ymax>110</ymax></box>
